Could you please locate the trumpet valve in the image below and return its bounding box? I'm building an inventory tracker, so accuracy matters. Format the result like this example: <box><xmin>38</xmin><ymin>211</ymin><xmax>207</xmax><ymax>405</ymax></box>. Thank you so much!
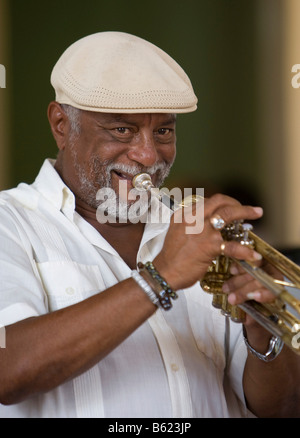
<box><xmin>240</xmin><ymin>223</ymin><xmax>255</xmax><ymax>247</ymax></box>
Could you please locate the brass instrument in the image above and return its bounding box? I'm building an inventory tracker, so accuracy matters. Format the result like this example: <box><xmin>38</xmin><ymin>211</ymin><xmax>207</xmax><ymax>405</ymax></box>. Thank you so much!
<box><xmin>132</xmin><ymin>172</ymin><xmax>300</xmax><ymax>355</ymax></box>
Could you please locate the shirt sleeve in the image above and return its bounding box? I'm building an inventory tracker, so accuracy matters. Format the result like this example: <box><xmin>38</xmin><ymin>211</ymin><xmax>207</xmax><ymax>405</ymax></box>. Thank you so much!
<box><xmin>0</xmin><ymin>203</ymin><xmax>48</xmax><ymax>327</ymax></box>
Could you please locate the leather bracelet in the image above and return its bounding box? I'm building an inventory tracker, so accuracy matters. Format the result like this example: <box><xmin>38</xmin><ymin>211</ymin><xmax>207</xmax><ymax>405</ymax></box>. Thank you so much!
<box><xmin>242</xmin><ymin>326</ymin><xmax>284</xmax><ymax>362</ymax></box>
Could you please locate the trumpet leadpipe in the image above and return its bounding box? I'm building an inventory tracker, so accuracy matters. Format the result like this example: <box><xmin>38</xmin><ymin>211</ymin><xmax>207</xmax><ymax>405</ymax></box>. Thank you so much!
<box><xmin>132</xmin><ymin>172</ymin><xmax>178</xmax><ymax>210</ymax></box>
<box><xmin>132</xmin><ymin>172</ymin><xmax>203</xmax><ymax>211</ymax></box>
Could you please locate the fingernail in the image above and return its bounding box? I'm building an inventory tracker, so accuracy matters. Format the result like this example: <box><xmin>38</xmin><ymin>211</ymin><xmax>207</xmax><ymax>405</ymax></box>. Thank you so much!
<box><xmin>252</xmin><ymin>252</ymin><xmax>263</xmax><ymax>261</ymax></box>
<box><xmin>230</xmin><ymin>265</ymin><xmax>239</xmax><ymax>275</ymax></box>
<box><xmin>222</xmin><ymin>283</ymin><xmax>230</xmax><ymax>293</ymax></box>
<box><xmin>228</xmin><ymin>293</ymin><xmax>236</xmax><ymax>305</ymax></box>
<box><xmin>254</xmin><ymin>207</ymin><xmax>263</xmax><ymax>216</ymax></box>
<box><xmin>246</xmin><ymin>291</ymin><xmax>261</xmax><ymax>300</ymax></box>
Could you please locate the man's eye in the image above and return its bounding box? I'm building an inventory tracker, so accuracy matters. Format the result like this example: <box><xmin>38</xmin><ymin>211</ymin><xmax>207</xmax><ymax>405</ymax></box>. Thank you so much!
<box><xmin>158</xmin><ymin>128</ymin><xmax>172</xmax><ymax>135</ymax></box>
<box><xmin>115</xmin><ymin>127</ymin><xmax>130</xmax><ymax>134</ymax></box>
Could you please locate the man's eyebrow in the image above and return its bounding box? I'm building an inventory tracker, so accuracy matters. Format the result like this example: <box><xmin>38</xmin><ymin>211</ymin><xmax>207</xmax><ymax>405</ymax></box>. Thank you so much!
<box><xmin>107</xmin><ymin>116</ymin><xmax>133</xmax><ymax>123</ymax></box>
<box><xmin>162</xmin><ymin>114</ymin><xmax>177</xmax><ymax>124</ymax></box>
<box><xmin>93</xmin><ymin>115</ymin><xmax>129</xmax><ymax>124</ymax></box>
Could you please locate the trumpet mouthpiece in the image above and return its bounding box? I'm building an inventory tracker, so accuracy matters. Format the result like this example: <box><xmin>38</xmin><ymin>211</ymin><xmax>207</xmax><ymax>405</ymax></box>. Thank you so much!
<box><xmin>132</xmin><ymin>173</ymin><xmax>154</xmax><ymax>191</ymax></box>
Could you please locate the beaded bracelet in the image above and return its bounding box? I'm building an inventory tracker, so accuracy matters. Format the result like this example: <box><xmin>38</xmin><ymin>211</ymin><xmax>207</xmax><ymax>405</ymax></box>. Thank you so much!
<box><xmin>137</xmin><ymin>261</ymin><xmax>178</xmax><ymax>311</ymax></box>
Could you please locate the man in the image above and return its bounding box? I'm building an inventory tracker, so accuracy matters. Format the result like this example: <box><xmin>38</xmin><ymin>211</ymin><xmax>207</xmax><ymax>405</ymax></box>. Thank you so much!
<box><xmin>0</xmin><ymin>31</ymin><xmax>298</xmax><ymax>418</ymax></box>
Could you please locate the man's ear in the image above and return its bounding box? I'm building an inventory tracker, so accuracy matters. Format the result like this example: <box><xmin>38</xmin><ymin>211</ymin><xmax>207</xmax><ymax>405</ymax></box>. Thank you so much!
<box><xmin>47</xmin><ymin>101</ymin><xmax>69</xmax><ymax>151</ymax></box>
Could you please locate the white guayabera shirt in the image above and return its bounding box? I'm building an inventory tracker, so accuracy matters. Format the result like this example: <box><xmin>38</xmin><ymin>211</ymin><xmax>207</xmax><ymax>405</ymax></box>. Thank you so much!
<box><xmin>0</xmin><ymin>160</ymin><xmax>250</xmax><ymax>418</ymax></box>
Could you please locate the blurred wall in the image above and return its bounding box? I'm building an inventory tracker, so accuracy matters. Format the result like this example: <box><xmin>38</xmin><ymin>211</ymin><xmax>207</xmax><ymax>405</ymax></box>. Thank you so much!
<box><xmin>3</xmin><ymin>0</ymin><xmax>300</xmax><ymax>248</ymax></box>
<box><xmin>282</xmin><ymin>0</ymin><xmax>300</xmax><ymax>247</ymax></box>
<box><xmin>257</xmin><ymin>0</ymin><xmax>300</xmax><ymax>247</ymax></box>
<box><xmin>0</xmin><ymin>0</ymin><xmax>11</xmax><ymax>189</ymax></box>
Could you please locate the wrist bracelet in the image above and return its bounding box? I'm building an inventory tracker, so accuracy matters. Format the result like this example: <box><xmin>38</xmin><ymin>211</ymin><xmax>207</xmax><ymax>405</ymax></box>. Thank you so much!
<box><xmin>242</xmin><ymin>326</ymin><xmax>284</xmax><ymax>362</ymax></box>
<box><xmin>131</xmin><ymin>270</ymin><xmax>159</xmax><ymax>306</ymax></box>
<box><xmin>137</xmin><ymin>261</ymin><xmax>177</xmax><ymax>311</ymax></box>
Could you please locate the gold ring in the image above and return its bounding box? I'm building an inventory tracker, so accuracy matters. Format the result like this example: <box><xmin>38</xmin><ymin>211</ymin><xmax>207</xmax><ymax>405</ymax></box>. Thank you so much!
<box><xmin>220</xmin><ymin>242</ymin><xmax>226</xmax><ymax>256</ymax></box>
<box><xmin>210</xmin><ymin>214</ymin><xmax>226</xmax><ymax>230</ymax></box>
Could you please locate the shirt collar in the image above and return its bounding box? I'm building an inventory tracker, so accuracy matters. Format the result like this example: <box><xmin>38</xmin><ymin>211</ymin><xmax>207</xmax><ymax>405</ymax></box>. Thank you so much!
<box><xmin>32</xmin><ymin>159</ymin><xmax>76</xmax><ymax>217</ymax></box>
<box><xmin>32</xmin><ymin>159</ymin><xmax>171</xmax><ymax>248</ymax></box>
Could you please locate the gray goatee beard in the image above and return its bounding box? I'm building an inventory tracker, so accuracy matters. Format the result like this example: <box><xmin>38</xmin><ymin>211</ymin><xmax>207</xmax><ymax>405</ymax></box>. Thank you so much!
<box><xmin>74</xmin><ymin>157</ymin><xmax>172</xmax><ymax>221</ymax></box>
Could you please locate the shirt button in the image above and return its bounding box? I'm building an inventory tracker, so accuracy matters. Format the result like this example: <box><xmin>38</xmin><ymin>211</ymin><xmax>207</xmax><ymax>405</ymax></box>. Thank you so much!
<box><xmin>171</xmin><ymin>363</ymin><xmax>179</xmax><ymax>372</ymax></box>
<box><xmin>65</xmin><ymin>287</ymin><xmax>75</xmax><ymax>295</ymax></box>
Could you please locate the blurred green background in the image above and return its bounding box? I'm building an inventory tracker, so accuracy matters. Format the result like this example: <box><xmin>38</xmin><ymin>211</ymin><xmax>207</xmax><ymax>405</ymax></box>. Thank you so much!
<box><xmin>7</xmin><ymin>0</ymin><xmax>259</xmax><ymax>200</ymax></box>
<box><xmin>5</xmin><ymin>0</ymin><xmax>300</xmax><ymax>248</ymax></box>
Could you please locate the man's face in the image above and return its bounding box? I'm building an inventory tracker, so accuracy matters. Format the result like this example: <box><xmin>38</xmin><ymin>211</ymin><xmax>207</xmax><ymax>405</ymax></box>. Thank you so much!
<box><xmin>59</xmin><ymin>110</ymin><xmax>177</xmax><ymax>215</ymax></box>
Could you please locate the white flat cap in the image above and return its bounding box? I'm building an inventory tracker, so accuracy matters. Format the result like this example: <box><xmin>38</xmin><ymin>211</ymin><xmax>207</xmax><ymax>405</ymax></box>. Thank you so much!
<box><xmin>50</xmin><ymin>31</ymin><xmax>197</xmax><ymax>114</ymax></box>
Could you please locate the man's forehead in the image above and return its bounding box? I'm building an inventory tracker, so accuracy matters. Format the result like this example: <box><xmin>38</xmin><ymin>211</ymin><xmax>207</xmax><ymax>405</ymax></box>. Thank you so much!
<box><xmin>83</xmin><ymin>111</ymin><xmax>177</xmax><ymax>125</ymax></box>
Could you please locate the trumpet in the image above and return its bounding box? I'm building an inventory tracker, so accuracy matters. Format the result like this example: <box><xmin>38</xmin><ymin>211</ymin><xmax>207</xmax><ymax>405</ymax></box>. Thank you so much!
<box><xmin>132</xmin><ymin>172</ymin><xmax>300</xmax><ymax>355</ymax></box>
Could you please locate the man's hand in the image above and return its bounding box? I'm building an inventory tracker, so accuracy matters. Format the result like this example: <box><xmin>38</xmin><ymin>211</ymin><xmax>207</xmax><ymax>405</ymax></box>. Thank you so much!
<box><xmin>154</xmin><ymin>193</ymin><xmax>263</xmax><ymax>292</ymax></box>
<box><xmin>222</xmin><ymin>260</ymin><xmax>283</xmax><ymax>327</ymax></box>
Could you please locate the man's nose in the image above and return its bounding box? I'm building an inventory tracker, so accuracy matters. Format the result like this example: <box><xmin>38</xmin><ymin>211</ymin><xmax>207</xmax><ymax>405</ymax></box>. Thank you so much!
<box><xmin>127</xmin><ymin>135</ymin><xmax>158</xmax><ymax>167</ymax></box>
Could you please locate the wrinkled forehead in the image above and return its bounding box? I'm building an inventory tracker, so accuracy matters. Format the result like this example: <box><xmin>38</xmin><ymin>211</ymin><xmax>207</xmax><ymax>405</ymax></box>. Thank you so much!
<box><xmin>79</xmin><ymin>111</ymin><xmax>177</xmax><ymax>126</ymax></box>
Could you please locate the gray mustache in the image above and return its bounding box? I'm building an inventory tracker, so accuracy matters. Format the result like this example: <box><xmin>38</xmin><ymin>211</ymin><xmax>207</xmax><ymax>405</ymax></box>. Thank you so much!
<box><xmin>106</xmin><ymin>162</ymin><xmax>168</xmax><ymax>177</ymax></box>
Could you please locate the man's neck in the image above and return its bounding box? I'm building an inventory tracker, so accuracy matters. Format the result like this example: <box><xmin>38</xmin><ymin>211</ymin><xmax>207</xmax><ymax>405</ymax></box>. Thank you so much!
<box><xmin>75</xmin><ymin>197</ymin><xmax>145</xmax><ymax>269</ymax></box>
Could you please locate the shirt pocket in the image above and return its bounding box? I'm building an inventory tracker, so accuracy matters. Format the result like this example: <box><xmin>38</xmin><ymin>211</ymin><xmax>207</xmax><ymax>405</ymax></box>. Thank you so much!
<box><xmin>184</xmin><ymin>284</ymin><xmax>226</xmax><ymax>370</ymax></box>
<box><xmin>36</xmin><ymin>261</ymin><xmax>105</xmax><ymax>311</ymax></box>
